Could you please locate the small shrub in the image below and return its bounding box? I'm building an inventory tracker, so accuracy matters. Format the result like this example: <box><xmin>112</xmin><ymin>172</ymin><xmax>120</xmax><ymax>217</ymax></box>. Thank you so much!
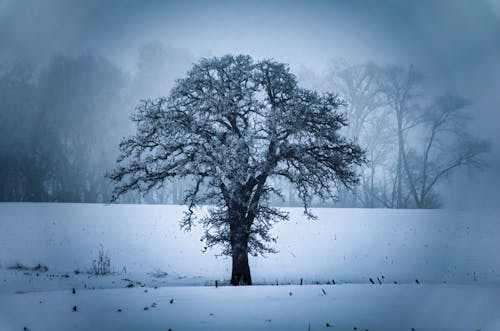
<box><xmin>90</xmin><ymin>244</ymin><xmax>112</xmax><ymax>275</ymax></box>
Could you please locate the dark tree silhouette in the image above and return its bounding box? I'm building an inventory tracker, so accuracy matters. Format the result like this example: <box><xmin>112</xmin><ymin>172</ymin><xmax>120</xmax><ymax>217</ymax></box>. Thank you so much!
<box><xmin>110</xmin><ymin>55</ymin><xmax>365</xmax><ymax>285</ymax></box>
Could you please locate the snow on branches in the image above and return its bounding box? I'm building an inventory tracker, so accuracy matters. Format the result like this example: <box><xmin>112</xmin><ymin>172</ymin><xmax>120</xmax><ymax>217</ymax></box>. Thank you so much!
<box><xmin>109</xmin><ymin>55</ymin><xmax>364</xmax><ymax>270</ymax></box>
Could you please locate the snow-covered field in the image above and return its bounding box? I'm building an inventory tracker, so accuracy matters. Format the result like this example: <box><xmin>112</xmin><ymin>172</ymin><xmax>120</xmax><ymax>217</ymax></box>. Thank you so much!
<box><xmin>0</xmin><ymin>203</ymin><xmax>499</xmax><ymax>330</ymax></box>
<box><xmin>2</xmin><ymin>284</ymin><xmax>500</xmax><ymax>331</ymax></box>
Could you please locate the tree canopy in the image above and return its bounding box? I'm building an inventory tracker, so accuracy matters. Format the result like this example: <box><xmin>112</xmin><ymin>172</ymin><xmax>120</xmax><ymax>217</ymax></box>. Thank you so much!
<box><xmin>110</xmin><ymin>55</ymin><xmax>365</xmax><ymax>284</ymax></box>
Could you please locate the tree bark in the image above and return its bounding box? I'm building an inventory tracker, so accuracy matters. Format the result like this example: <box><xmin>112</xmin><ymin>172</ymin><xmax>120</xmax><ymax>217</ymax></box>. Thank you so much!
<box><xmin>230</xmin><ymin>213</ymin><xmax>252</xmax><ymax>285</ymax></box>
<box><xmin>230</xmin><ymin>244</ymin><xmax>252</xmax><ymax>285</ymax></box>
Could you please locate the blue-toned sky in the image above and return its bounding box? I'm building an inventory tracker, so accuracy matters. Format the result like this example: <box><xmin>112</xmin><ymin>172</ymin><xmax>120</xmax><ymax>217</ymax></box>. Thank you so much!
<box><xmin>2</xmin><ymin>1</ymin><xmax>499</xmax><ymax>71</ymax></box>
<box><xmin>1</xmin><ymin>0</ymin><xmax>499</xmax><ymax>208</ymax></box>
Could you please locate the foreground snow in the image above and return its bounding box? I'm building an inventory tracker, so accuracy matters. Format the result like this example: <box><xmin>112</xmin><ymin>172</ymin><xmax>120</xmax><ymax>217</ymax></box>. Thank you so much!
<box><xmin>0</xmin><ymin>203</ymin><xmax>499</xmax><ymax>330</ymax></box>
<box><xmin>1</xmin><ymin>284</ymin><xmax>499</xmax><ymax>331</ymax></box>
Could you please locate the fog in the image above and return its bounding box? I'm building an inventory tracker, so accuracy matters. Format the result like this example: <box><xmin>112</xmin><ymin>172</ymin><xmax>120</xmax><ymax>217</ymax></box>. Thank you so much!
<box><xmin>0</xmin><ymin>0</ymin><xmax>499</xmax><ymax>209</ymax></box>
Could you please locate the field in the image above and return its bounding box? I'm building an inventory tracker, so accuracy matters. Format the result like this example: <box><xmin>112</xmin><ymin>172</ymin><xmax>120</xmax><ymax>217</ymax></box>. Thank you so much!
<box><xmin>0</xmin><ymin>203</ymin><xmax>499</xmax><ymax>330</ymax></box>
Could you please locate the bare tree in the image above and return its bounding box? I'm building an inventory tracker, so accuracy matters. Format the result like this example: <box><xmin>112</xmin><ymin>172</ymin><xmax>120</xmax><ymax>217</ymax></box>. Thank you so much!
<box><xmin>110</xmin><ymin>55</ymin><xmax>365</xmax><ymax>285</ymax></box>
<box><xmin>403</xmin><ymin>93</ymin><xmax>490</xmax><ymax>208</ymax></box>
<box><xmin>358</xmin><ymin>109</ymin><xmax>397</xmax><ymax>207</ymax></box>
<box><xmin>378</xmin><ymin>65</ymin><xmax>424</xmax><ymax>208</ymax></box>
<box><xmin>324</xmin><ymin>60</ymin><xmax>386</xmax><ymax>207</ymax></box>
<box><xmin>326</xmin><ymin>61</ymin><xmax>385</xmax><ymax>139</ymax></box>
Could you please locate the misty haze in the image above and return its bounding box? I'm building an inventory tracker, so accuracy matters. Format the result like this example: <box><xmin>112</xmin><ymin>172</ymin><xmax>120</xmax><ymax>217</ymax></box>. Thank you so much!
<box><xmin>0</xmin><ymin>1</ymin><xmax>499</xmax><ymax>330</ymax></box>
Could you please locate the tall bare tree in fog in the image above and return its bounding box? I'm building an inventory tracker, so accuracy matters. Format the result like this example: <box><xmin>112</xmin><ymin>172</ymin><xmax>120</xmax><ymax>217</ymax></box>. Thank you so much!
<box><xmin>324</xmin><ymin>61</ymin><xmax>387</xmax><ymax>207</ymax></box>
<box><xmin>403</xmin><ymin>93</ymin><xmax>490</xmax><ymax>207</ymax></box>
<box><xmin>327</xmin><ymin>61</ymin><xmax>385</xmax><ymax>139</ymax></box>
<box><xmin>378</xmin><ymin>65</ymin><xmax>424</xmax><ymax>208</ymax></box>
<box><xmin>110</xmin><ymin>55</ymin><xmax>364</xmax><ymax>285</ymax></box>
<box><xmin>324</xmin><ymin>62</ymin><xmax>490</xmax><ymax>208</ymax></box>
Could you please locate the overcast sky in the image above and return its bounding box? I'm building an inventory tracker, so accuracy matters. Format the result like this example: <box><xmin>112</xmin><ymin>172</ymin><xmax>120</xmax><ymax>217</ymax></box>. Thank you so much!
<box><xmin>1</xmin><ymin>0</ymin><xmax>499</xmax><ymax>208</ymax></box>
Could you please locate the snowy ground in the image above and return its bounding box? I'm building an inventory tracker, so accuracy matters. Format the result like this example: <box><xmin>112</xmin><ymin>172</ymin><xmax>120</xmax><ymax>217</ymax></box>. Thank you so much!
<box><xmin>0</xmin><ymin>203</ymin><xmax>499</xmax><ymax>330</ymax></box>
<box><xmin>2</xmin><ymin>285</ymin><xmax>499</xmax><ymax>331</ymax></box>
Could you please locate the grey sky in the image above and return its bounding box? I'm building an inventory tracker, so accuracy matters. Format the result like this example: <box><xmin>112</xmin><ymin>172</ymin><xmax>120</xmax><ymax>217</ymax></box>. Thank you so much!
<box><xmin>1</xmin><ymin>0</ymin><xmax>499</xmax><ymax>208</ymax></box>
<box><xmin>2</xmin><ymin>0</ymin><xmax>497</xmax><ymax>69</ymax></box>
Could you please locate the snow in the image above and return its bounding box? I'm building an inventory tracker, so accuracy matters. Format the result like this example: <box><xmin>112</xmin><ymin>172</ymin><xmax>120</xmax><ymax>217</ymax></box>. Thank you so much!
<box><xmin>1</xmin><ymin>285</ymin><xmax>500</xmax><ymax>331</ymax></box>
<box><xmin>0</xmin><ymin>203</ymin><xmax>499</xmax><ymax>330</ymax></box>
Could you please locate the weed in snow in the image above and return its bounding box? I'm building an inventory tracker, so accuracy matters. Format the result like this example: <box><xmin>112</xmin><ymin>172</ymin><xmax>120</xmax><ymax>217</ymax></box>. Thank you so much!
<box><xmin>90</xmin><ymin>244</ymin><xmax>112</xmax><ymax>276</ymax></box>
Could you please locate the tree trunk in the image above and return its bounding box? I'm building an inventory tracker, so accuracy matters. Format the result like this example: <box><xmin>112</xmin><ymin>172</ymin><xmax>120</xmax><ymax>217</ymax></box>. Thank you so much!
<box><xmin>230</xmin><ymin>217</ymin><xmax>252</xmax><ymax>285</ymax></box>
<box><xmin>230</xmin><ymin>245</ymin><xmax>251</xmax><ymax>285</ymax></box>
<box><xmin>396</xmin><ymin>110</ymin><xmax>403</xmax><ymax>209</ymax></box>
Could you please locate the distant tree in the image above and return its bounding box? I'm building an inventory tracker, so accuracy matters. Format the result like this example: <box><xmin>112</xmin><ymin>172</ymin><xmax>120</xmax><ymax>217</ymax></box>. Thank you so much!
<box><xmin>378</xmin><ymin>65</ymin><xmax>424</xmax><ymax>208</ymax></box>
<box><xmin>358</xmin><ymin>110</ymin><xmax>397</xmax><ymax>208</ymax></box>
<box><xmin>403</xmin><ymin>93</ymin><xmax>490</xmax><ymax>208</ymax></box>
<box><xmin>0</xmin><ymin>60</ymin><xmax>40</xmax><ymax>201</ymax></box>
<box><xmin>326</xmin><ymin>60</ymin><xmax>385</xmax><ymax>139</ymax></box>
<box><xmin>376</xmin><ymin>65</ymin><xmax>490</xmax><ymax>208</ymax></box>
<box><xmin>325</xmin><ymin>60</ymin><xmax>387</xmax><ymax>207</ymax></box>
<box><xmin>110</xmin><ymin>55</ymin><xmax>365</xmax><ymax>285</ymax></box>
<box><xmin>34</xmin><ymin>55</ymin><xmax>128</xmax><ymax>202</ymax></box>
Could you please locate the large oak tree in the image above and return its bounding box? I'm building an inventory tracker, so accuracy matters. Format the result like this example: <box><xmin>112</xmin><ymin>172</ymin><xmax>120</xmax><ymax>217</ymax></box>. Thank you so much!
<box><xmin>110</xmin><ymin>55</ymin><xmax>364</xmax><ymax>285</ymax></box>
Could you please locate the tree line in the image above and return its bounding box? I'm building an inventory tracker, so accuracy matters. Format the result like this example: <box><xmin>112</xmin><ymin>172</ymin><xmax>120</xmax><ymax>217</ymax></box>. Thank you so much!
<box><xmin>0</xmin><ymin>48</ymin><xmax>489</xmax><ymax>207</ymax></box>
<box><xmin>0</xmin><ymin>43</ymin><xmax>192</xmax><ymax>203</ymax></box>
<box><xmin>305</xmin><ymin>61</ymin><xmax>490</xmax><ymax>208</ymax></box>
